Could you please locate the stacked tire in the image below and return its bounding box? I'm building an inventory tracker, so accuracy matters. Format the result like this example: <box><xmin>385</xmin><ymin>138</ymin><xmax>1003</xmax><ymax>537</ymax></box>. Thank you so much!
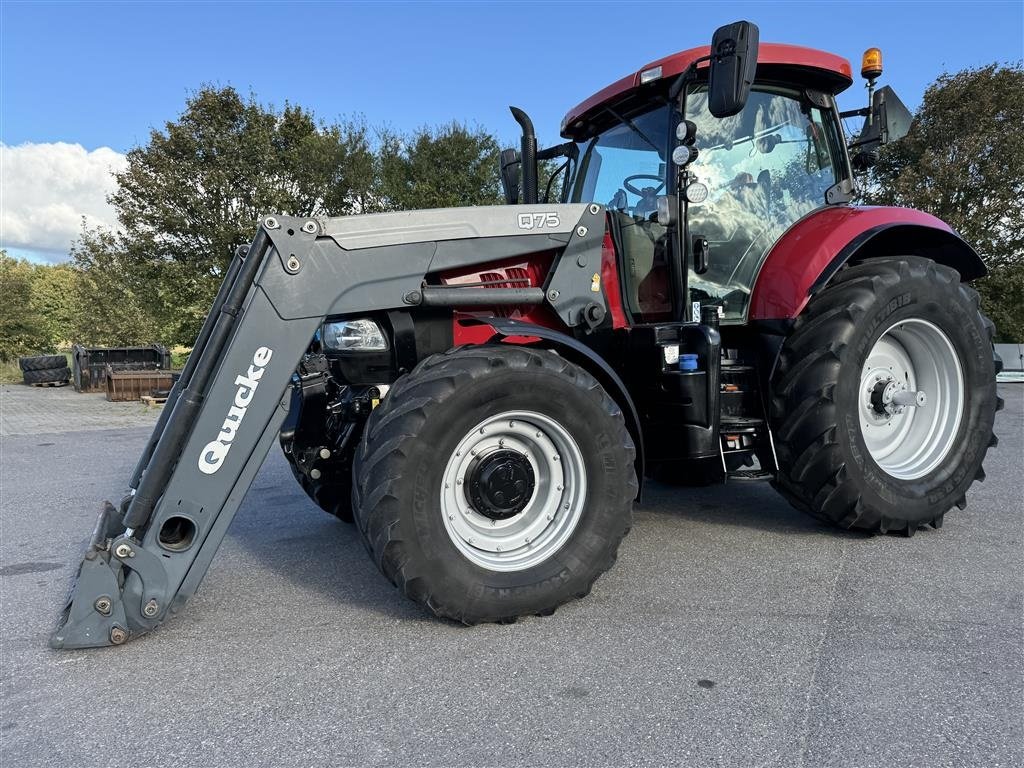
<box><xmin>18</xmin><ymin>355</ymin><xmax>71</xmax><ymax>386</ymax></box>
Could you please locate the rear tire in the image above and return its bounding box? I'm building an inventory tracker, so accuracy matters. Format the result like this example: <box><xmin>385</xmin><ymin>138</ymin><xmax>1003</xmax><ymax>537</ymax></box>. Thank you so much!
<box><xmin>352</xmin><ymin>345</ymin><xmax>637</xmax><ymax>623</ymax></box>
<box><xmin>19</xmin><ymin>354</ymin><xmax>66</xmax><ymax>372</ymax></box>
<box><xmin>770</xmin><ymin>256</ymin><xmax>1000</xmax><ymax>534</ymax></box>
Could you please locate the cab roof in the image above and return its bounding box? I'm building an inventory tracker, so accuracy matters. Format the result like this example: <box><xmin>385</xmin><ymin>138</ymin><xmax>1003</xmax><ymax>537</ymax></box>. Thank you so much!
<box><xmin>561</xmin><ymin>43</ymin><xmax>853</xmax><ymax>139</ymax></box>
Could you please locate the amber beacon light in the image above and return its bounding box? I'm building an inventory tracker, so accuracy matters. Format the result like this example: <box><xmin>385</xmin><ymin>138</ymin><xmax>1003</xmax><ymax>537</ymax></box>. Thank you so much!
<box><xmin>861</xmin><ymin>47</ymin><xmax>883</xmax><ymax>80</ymax></box>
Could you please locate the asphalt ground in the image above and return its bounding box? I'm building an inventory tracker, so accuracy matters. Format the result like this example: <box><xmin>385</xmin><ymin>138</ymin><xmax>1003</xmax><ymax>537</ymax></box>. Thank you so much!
<box><xmin>1</xmin><ymin>383</ymin><xmax>1021</xmax><ymax>768</ymax></box>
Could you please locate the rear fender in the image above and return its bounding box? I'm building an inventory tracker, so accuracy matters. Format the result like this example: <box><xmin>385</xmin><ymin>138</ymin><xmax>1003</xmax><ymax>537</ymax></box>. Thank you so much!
<box><xmin>749</xmin><ymin>206</ymin><xmax>986</xmax><ymax>321</ymax></box>
<box><xmin>459</xmin><ymin>317</ymin><xmax>645</xmax><ymax>496</ymax></box>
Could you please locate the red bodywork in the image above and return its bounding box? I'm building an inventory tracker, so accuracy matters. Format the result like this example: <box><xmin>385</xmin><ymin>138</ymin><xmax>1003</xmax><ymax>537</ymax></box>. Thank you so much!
<box><xmin>748</xmin><ymin>206</ymin><xmax>956</xmax><ymax>320</ymax></box>
<box><xmin>562</xmin><ymin>43</ymin><xmax>853</xmax><ymax>136</ymax></box>
<box><xmin>447</xmin><ymin>236</ymin><xmax>628</xmax><ymax>344</ymax></box>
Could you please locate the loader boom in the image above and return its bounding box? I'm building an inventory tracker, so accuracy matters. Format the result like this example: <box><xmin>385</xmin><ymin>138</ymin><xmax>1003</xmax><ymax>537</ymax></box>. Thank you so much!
<box><xmin>53</xmin><ymin>204</ymin><xmax>604</xmax><ymax>648</ymax></box>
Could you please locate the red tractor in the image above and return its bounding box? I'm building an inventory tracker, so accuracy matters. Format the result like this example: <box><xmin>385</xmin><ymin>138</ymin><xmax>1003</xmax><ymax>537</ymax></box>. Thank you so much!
<box><xmin>54</xmin><ymin>22</ymin><xmax>1001</xmax><ymax>648</ymax></box>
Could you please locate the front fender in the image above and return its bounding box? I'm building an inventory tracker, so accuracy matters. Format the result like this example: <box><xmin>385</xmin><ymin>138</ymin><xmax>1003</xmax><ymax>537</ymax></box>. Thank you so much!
<box><xmin>749</xmin><ymin>206</ymin><xmax>986</xmax><ymax>321</ymax></box>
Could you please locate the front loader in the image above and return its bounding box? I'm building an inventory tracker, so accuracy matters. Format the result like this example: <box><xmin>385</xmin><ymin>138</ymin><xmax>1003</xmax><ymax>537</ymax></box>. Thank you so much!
<box><xmin>53</xmin><ymin>21</ymin><xmax>1001</xmax><ymax>649</ymax></box>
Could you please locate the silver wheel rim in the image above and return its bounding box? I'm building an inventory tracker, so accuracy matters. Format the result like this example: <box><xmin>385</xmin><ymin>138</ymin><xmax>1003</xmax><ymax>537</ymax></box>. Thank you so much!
<box><xmin>440</xmin><ymin>410</ymin><xmax>587</xmax><ymax>572</ymax></box>
<box><xmin>858</xmin><ymin>318</ymin><xmax>964</xmax><ymax>480</ymax></box>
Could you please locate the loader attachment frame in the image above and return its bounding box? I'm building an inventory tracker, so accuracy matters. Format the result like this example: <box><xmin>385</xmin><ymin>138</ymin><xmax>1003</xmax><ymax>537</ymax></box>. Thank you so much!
<box><xmin>52</xmin><ymin>203</ymin><xmax>605</xmax><ymax>649</ymax></box>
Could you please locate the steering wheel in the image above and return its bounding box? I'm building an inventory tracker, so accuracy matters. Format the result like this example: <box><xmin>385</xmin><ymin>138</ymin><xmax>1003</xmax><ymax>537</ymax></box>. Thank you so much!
<box><xmin>623</xmin><ymin>174</ymin><xmax>665</xmax><ymax>196</ymax></box>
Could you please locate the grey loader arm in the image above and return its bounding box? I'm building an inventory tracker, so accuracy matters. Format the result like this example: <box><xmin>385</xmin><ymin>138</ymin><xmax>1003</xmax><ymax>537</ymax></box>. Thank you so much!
<box><xmin>52</xmin><ymin>203</ymin><xmax>607</xmax><ymax>649</ymax></box>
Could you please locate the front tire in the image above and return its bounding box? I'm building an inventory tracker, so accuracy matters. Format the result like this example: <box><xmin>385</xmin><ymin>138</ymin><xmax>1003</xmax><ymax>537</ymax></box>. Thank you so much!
<box><xmin>352</xmin><ymin>345</ymin><xmax>637</xmax><ymax>623</ymax></box>
<box><xmin>770</xmin><ymin>256</ymin><xmax>1000</xmax><ymax>534</ymax></box>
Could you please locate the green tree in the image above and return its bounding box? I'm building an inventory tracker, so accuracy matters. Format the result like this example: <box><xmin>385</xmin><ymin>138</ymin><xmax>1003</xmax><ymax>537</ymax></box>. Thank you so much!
<box><xmin>103</xmin><ymin>86</ymin><xmax>376</xmax><ymax>344</ymax></box>
<box><xmin>864</xmin><ymin>63</ymin><xmax>1024</xmax><ymax>340</ymax></box>
<box><xmin>29</xmin><ymin>261</ymin><xmax>78</xmax><ymax>347</ymax></box>
<box><xmin>376</xmin><ymin>123</ymin><xmax>503</xmax><ymax>210</ymax></box>
<box><xmin>68</xmin><ymin>226</ymin><xmax>163</xmax><ymax>346</ymax></box>
<box><xmin>0</xmin><ymin>252</ymin><xmax>49</xmax><ymax>360</ymax></box>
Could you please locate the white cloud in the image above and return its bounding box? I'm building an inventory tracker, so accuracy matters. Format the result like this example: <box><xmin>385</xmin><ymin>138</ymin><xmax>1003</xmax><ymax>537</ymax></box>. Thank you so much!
<box><xmin>0</xmin><ymin>142</ymin><xmax>128</xmax><ymax>263</ymax></box>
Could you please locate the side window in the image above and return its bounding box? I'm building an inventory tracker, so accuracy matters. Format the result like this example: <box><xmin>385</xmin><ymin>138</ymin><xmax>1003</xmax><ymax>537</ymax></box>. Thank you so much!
<box><xmin>572</xmin><ymin>107</ymin><xmax>673</xmax><ymax>321</ymax></box>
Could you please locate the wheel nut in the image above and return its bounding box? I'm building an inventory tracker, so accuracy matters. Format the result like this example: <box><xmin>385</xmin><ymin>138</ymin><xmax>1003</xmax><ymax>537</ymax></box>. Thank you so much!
<box><xmin>94</xmin><ymin>597</ymin><xmax>112</xmax><ymax>616</ymax></box>
<box><xmin>109</xmin><ymin>626</ymin><xmax>128</xmax><ymax>645</ymax></box>
<box><xmin>143</xmin><ymin>599</ymin><xmax>159</xmax><ymax>618</ymax></box>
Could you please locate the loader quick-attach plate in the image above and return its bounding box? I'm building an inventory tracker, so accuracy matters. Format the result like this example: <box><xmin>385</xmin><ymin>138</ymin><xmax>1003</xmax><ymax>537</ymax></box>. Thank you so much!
<box><xmin>53</xmin><ymin>204</ymin><xmax>605</xmax><ymax>648</ymax></box>
<box><xmin>51</xmin><ymin>502</ymin><xmax>129</xmax><ymax>649</ymax></box>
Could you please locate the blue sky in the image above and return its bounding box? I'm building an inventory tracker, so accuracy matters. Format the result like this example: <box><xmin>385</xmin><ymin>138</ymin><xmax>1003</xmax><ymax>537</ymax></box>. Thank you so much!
<box><xmin>1</xmin><ymin>0</ymin><xmax>1022</xmax><ymax>262</ymax></box>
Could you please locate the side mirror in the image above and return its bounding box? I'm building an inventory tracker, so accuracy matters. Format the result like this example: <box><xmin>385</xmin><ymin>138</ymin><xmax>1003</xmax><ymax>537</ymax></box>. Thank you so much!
<box><xmin>856</xmin><ymin>85</ymin><xmax>912</xmax><ymax>150</ymax></box>
<box><xmin>499</xmin><ymin>148</ymin><xmax>520</xmax><ymax>205</ymax></box>
<box><xmin>707</xmin><ymin>21</ymin><xmax>760</xmax><ymax>118</ymax></box>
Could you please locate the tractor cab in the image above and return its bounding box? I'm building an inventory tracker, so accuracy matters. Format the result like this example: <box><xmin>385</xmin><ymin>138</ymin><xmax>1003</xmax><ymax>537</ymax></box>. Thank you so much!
<box><xmin>495</xmin><ymin>23</ymin><xmax>920</xmax><ymax>479</ymax></box>
<box><xmin>559</xmin><ymin>39</ymin><xmax>856</xmax><ymax>325</ymax></box>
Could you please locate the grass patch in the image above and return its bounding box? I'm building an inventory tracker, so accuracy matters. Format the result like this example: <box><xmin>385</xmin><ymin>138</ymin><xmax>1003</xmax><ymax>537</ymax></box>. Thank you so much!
<box><xmin>0</xmin><ymin>358</ymin><xmax>23</xmax><ymax>384</ymax></box>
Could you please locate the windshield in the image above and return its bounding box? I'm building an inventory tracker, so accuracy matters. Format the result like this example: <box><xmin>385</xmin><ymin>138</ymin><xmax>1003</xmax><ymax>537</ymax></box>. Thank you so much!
<box><xmin>568</xmin><ymin>86</ymin><xmax>843</xmax><ymax>324</ymax></box>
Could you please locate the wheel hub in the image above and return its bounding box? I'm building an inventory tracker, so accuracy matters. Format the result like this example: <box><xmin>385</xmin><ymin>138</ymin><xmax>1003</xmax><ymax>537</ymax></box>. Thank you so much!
<box><xmin>439</xmin><ymin>411</ymin><xmax>588</xmax><ymax>572</ymax></box>
<box><xmin>466</xmin><ymin>449</ymin><xmax>535</xmax><ymax>520</ymax></box>
<box><xmin>858</xmin><ymin>319</ymin><xmax>963</xmax><ymax>480</ymax></box>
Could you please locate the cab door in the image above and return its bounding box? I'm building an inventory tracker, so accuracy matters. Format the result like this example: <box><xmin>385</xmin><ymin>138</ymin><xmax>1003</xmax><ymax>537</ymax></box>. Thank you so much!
<box><xmin>683</xmin><ymin>85</ymin><xmax>846</xmax><ymax>322</ymax></box>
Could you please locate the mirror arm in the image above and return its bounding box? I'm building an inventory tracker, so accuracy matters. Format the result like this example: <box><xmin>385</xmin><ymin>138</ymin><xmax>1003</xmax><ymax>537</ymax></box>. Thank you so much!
<box><xmin>668</xmin><ymin>56</ymin><xmax>710</xmax><ymax>100</ymax></box>
<box><xmin>839</xmin><ymin>107</ymin><xmax>870</xmax><ymax>119</ymax></box>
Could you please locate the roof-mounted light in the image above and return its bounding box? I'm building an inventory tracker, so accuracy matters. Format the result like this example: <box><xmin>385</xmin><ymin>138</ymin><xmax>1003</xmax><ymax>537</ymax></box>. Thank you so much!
<box><xmin>861</xmin><ymin>47</ymin><xmax>883</xmax><ymax>80</ymax></box>
<box><xmin>640</xmin><ymin>65</ymin><xmax>663</xmax><ymax>84</ymax></box>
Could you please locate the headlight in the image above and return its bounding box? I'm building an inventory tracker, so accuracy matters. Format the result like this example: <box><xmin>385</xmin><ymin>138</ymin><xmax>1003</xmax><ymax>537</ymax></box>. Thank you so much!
<box><xmin>322</xmin><ymin>319</ymin><xmax>388</xmax><ymax>351</ymax></box>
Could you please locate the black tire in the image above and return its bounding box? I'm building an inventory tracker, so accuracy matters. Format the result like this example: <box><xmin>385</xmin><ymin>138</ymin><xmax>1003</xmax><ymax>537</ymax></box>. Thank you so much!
<box><xmin>23</xmin><ymin>366</ymin><xmax>71</xmax><ymax>384</ymax></box>
<box><xmin>19</xmin><ymin>354</ymin><xmax>66</xmax><ymax>372</ymax></box>
<box><xmin>352</xmin><ymin>345</ymin><xmax>637</xmax><ymax>623</ymax></box>
<box><xmin>770</xmin><ymin>255</ymin><xmax>1001</xmax><ymax>535</ymax></box>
